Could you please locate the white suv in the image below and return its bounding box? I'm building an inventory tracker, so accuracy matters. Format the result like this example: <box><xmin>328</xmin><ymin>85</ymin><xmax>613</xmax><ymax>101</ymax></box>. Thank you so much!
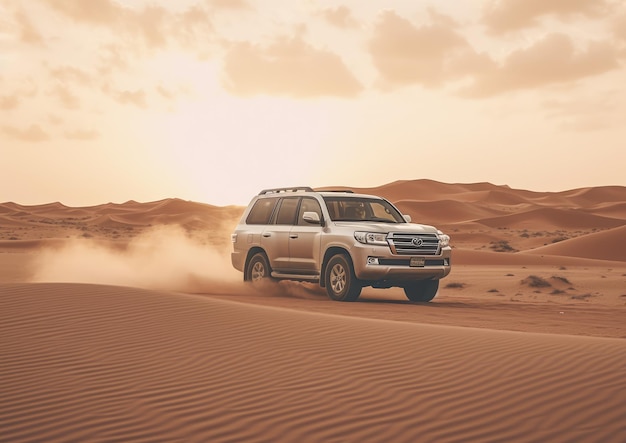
<box><xmin>231</xmin><ymin>187</ymin><xmax>451</xmax><ymax>302</ymax></box>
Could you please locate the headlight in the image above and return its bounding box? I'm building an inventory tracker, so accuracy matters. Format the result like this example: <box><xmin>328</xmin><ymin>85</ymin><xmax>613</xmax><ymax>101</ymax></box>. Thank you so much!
<box><xmin>354</xmin><ymin>231</ymin><xmax>388</xmax><ymax>246</ymax></box>
<box><xmin>437</xmin><ymin>230</ymin><xmax>450</xmax><ymax>248</ymax></box>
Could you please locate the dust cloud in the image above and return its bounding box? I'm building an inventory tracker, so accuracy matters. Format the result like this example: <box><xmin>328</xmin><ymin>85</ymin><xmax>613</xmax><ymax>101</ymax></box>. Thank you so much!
<box><xmin>31</xmin><ymin>225</ymin><xmax>244</xmax><ymax>294</ymax></box>
<box><xmin>30</xmin><ymin>225</ymin><xmax>326</xmax><ymax>299</ymax></box>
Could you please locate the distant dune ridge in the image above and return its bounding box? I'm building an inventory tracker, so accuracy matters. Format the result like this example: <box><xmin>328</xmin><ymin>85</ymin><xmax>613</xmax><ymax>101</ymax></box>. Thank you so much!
<box><xmin>2</xmin><ymin>180</ymin><xmax>625</xmax><ymax>261</ymax></box>
<box><xmin>1</xmin><ymin>180</ymin><xmax>625</xmax><ymax>442</ymax></box>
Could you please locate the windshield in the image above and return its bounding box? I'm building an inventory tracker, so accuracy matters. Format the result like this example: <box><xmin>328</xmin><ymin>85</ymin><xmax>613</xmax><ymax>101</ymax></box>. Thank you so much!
<box><xmin>323</xmin><ymin>197</ymin><xmax>405</xmax><ymax>223</ymax></box>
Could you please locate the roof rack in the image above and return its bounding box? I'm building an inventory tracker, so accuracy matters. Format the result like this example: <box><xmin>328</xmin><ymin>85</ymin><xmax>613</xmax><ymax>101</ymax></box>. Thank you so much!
<box><xmin>258</xmin><ymin>187</ymin><xmax>314</xmax><ymax>195</ymax></box>
<box><xmin>320</xmin><ymin>189</ymin><xmax>354</xmax><ymax>193</ymax></box>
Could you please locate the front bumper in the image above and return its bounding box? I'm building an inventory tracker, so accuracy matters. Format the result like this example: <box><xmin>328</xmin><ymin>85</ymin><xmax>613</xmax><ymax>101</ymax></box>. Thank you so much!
<box><xmin>351</xmin><ymin>244</ymin><xmax>452</xmax><ymax>282</ymax></box>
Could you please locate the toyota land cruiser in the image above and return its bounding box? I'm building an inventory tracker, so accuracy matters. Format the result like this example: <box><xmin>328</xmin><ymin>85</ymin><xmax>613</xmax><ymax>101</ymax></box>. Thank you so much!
<box><xmin>231</xmin><ymin>187</ymin><xmax>451</xmax><ymax>302</ymax></box>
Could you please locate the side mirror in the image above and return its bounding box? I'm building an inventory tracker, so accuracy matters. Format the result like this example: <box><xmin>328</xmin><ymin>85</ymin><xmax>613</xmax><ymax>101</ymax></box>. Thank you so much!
<box><xmin>303</xmin><ymin>211</ymin><xmax>322</xmax><ymax>225</ymax></box>
<box><xmin>403</xmin><ymin>214</ymin><xmax>412</xmax><ymax>223</ymax></box>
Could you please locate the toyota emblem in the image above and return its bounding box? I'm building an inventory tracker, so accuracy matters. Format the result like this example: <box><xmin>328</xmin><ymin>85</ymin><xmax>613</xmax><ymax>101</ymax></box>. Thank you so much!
<box><xmin>412</xmin><ymin>237</ymin><xmax>423</xmax><ymax>247</ymax></box>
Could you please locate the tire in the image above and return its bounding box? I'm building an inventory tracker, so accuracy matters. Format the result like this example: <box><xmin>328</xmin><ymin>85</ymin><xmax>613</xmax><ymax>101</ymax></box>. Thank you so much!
<box><xmin>404</xmin><ymin>280</ymin><xmax>439</xmax><ymax>302</ymax></box>
<box><xmin>325</xmin><ymin>254</ymin><xmax>361</xmax><ymax>302</ymax></box>
<box><xmin>245</xmin><ymin>252</ymin><xmax>271</xmax><ymax>282</ymax></box>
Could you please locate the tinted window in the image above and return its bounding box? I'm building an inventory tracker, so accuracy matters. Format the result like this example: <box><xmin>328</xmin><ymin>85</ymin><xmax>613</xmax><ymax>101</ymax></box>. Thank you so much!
<box><xmin>322</xmin><ymin>197</ymin><xmax>404</xmax><ymax>223</ymax></box>
<box><xmin>297</xmin><ymin>197</ymin><xmax>322</xmax><ymax>226</ymax></box>
<box><xmin>246</xmin><ymin>198</ymin><xmax>278</xmax><ymax>225</ymax></box>
<box><xmin>275</xmin><ymin>198</ymin><xmax>299</xmax><ymax>225</ymax></box>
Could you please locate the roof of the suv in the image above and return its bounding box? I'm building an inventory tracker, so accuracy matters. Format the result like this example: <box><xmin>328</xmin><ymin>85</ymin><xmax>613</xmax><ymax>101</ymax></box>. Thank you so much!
<box><xmin>257</xmin><ymin>187</ymin><xmax>382</xmax><ymax>200</ymax></box>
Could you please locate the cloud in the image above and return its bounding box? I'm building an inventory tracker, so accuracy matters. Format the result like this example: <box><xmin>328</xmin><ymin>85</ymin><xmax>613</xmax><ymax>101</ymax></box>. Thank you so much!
<box><xmin>482</xmin><ymin>0</ymin><xmax>609</xmax><ymax>34</ymax></box>
<box><xmin>65</xmin><ymin>128</ymin><xmax>99</xmax><ymax>140</ymax></box>
<box><xmin>40</xmin><ymin>0</ymin><xmax>213</xmax><ymax>51</ymax></box>
<box><xmin>51</xmin><ymin>84</ymin><xmax>81</xmax><ymax>109</ymax></box>
<box><xmin>50</xmin><ymin>66</ymin><xmax>94</xmax><ymax>86</ymax></box>
<box><xmin>541</xmin><ymin>91</ymin><xmax>619</xmax><ymax>131</ymax></box>
<box><xmin>3</xmin><ymin>124</ymin><xmax>50</xmax><ymax>142</ymax></box>
<box><xmin>613</xmin><ymin>13</ymin><xmax>626</xmax><ymax>41</ymax></box>
<box><xmin>0</xmin><ymin>95</ymin><xmax>20</xmax><ymax>110</ymax></box>
<box><xmin>461</xmin><ymin>33</ymin><xmax>620</xmax><ymax>97</ymax></box>
<box><xmin>222</xmin><ymin>35</ymin><xmax>362</xmax><ymax>98</ymax></box>
<box><xmin>15</xmin><ymin>8</ymin><xmax>44</xmax><ymax>45</ymax></box>
<box><xmin>109</xmin><ymin>88</ymin><xmax>148</xmax><ymax>108</ymax></box>
<box><xmin>320</xmin><ymin>6</ymin><xmax>357</xmax><ymax>29</ymax></box>
<box><xmin>40</xmin><ymin>0</ymin><xmax>123</xmax><ymax>26</ymax></box>
<box><xmin>368</xmin><ymin>10</ymin><xmax>486</xmax><ymax>88</ymax></box>
<box><xmin>206</xmin><ymin>0</ymin><xmax>251</xmax><ymax>11</ymax></box>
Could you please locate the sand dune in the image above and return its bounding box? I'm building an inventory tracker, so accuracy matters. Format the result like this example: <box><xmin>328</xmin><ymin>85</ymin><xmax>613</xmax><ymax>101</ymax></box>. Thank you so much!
<box><xmin>1</xmin><ymin>180</ymin><xmax>625</xmax><ymax>442</ymax></box>
<box><xmin>527</xmin><ymin>225</ymin><xmax>626</xmax><ymax>262</ymax></box>
<box><xmin>394</xmin><ymin>199</ymin><xmax>503</xmax><ymax>224</ymax></box>
<box><xmin>1</xmin><ymin>283</ymin><xmax>625</xmax><ymax>442</ymax></box>
<box><xmin>477</xmin><ymin>207</ymin><xmax>625</xmax><ymax>230</ymax></box>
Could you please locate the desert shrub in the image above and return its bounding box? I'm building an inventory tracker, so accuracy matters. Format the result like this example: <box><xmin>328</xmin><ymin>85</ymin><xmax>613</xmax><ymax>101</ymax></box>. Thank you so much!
<box><xmin>490</xmin><ymin>240</ymin><xmax>518</xmax><ymax>253</ymax></box>
<box><xmin>445</xmin><ymin>282</ymin><xmax>465</xmax><ymax>289</ymax></box>
<box><xmin>522</xmin><ymin>275</ymin><xmax>551</xmax><ymax>288</ymax></box>
<box><xmin>551</xmin><ymin>236</ymin><xmax>569</xmax><ymax>243</ymax></box>
<box><xmin>571</xmin><ymin>293</ymin><xmax>594</xmax><ymax>300</ymax></box>
<box><xmin>550</xmin><ymin>289</ymin><xmax>566</xmax><ymax>295</ymax></box>
<box><xmin>551</xmin><ymin>276</ymin><xmax>572</xmax><ymax>285</ymax></box>
<box><xmin>487</xmin><ymin>289</ymin><xmax>499</xmax><ymax>293</ymax></box>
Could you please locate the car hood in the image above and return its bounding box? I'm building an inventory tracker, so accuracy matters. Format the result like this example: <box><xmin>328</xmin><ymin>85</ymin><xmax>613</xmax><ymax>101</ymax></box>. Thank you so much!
<box><xmin>333</xmin><ymin>221</ymin><xmax>439</xmax><ymax>234</ymax></box>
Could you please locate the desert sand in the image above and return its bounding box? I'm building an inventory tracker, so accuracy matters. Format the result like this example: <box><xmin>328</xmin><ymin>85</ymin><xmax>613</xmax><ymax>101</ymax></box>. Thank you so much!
<box><xmin>1</xmin><ymin>180</ymin><xmax>625</xmax><ymax>442</ymax></box>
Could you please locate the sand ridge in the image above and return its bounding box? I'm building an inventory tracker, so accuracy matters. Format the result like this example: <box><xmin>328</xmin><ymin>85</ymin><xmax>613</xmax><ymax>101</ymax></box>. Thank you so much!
<box><xmin>1</xmin><ymin>283</ymin><xmax>625</xmax><ymax>442</ymax></box>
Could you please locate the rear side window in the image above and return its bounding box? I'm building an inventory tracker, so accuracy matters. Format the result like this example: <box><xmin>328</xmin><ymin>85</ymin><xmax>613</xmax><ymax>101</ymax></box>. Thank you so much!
<box><xmin>246</xmin><ymin>198</ymin><xmax>278</xmax><ymax>225</ymax></box>
<box><xmin>275</xmin><ymin>197</ymin><xmax>299</xmax><ymax>225</ymax></box>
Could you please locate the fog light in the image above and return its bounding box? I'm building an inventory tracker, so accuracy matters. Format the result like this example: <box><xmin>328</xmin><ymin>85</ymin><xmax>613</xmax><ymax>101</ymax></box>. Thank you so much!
<box><xmin>367</xmin><ymin>257</ymin><xmax>379</xmax><ymax>265</ymax></box>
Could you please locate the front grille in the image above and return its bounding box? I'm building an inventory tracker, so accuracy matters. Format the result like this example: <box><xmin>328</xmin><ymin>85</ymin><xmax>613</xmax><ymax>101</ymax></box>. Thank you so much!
<box><xmin>389</xmin><ymin>233</ymin><xmax>440</xmax><ymax>255</ymax></box>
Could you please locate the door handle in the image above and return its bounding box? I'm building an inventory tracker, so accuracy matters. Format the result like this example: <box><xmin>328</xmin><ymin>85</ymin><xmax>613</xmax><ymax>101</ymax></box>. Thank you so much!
<box><xmin>290</xmin><ymin>234</ymin><xmax>299</xmax><ymax>239</ymax></box>
<box><xmin>262</xmin><ymin>233</ymin><xmax>271</xmax><ymax>237</ymax></box>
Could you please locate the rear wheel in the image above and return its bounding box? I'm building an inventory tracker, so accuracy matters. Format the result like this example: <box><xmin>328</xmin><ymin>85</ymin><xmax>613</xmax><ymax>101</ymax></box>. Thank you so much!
<box><xmin>245</xmin><ymin>253</ymin><xmax>271</xmax><ymax>282</ymax></box>
<box><xmin>325</xmin><ymin>254</ymin><xmax>361</xmax><ymax>302</ymax></box>
<box><xmin>404</xmin><ymin>280</ymin><xmax>439</xmax><ymax>302</ymax></box>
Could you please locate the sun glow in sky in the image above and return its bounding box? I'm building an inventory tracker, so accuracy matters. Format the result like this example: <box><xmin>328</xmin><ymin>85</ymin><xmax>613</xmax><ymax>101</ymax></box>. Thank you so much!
<box><xmin>1</xmin><ymin>0</ymin><xmax>626</xmax><ymax>206</ymax></box>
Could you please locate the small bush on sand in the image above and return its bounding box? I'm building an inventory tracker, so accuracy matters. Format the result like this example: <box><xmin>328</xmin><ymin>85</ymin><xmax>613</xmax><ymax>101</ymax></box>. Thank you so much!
<box><xmin>551</xmin><ymin>276</ymin><xmax>572</xmax><ymax>285</ymax></box>
<box><xmin>446</xmin><ymin>282</ymin><xmax>465</xmax><ymax>289</ymax></box>
<box><xmin>522</xmin><ymin>275</ymin><xmax>551</xmax><ymax>288</ymax></box>
<box><xmin>490</xmin><ymin>240</ymin><xmax>518</xmax><ymax>253</ymax></box>
<box><xmin>571</xmin><ymin>293</ymin><xmax>594</xmax><ymax>300</ymax></box>
<box><xmin>551</xmin><ymin>236</ymin><xmax>569</xmax><ymax>243</ymax></box>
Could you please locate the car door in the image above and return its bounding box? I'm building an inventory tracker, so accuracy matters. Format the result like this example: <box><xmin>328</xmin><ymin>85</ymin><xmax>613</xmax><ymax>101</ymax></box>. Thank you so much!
<box><xmin>288</xmin><ymin>197</ymin><xmax>323</xmax><ymax>273</ymax></box>
<box><xmin>261</xmin><ymin>197</ymin><xmax>299</xmax><ymax>272</ymax></box>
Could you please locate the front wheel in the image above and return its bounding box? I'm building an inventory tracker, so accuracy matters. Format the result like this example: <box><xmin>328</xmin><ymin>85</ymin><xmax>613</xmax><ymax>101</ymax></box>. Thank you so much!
<box><xmin>404</xmin><ymin>280</ymin><xmax>439</xmax><ymax>302</ymax></box>
<box><xmin>245</xmin><ymin>253</ymin><xmax>271</xmax><ymax>282</ymax></box>
<box><xmin>325</xmin><ymin>254</ymin><xmax>361</xmax><ymax>302</ymax></box>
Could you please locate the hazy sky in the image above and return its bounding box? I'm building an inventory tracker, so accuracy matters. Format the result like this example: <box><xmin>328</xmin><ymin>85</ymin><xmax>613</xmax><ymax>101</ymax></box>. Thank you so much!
<box><xmin>2</xmin><ymin>0</ymin><xmax>625</xmax><ymax>206</ymax></box>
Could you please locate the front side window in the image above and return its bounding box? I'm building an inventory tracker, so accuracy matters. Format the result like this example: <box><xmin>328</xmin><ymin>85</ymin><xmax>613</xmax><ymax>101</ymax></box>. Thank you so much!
<box><xmin>323</xmin><ymin>197</ymin><xmax>404</xmax><ymax>223</ymax></box>
<box><xmin>297</xmin><ymin>197</ymin><xmax>322</xmax><ymax>226</ymax></box>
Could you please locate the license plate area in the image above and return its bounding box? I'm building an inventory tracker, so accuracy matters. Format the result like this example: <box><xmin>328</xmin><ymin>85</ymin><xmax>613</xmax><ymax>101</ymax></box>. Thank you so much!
<box><xmin>410</xmin><ymin>257</ymin><xmax>425</xmax><ymax>267</ymax></box>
